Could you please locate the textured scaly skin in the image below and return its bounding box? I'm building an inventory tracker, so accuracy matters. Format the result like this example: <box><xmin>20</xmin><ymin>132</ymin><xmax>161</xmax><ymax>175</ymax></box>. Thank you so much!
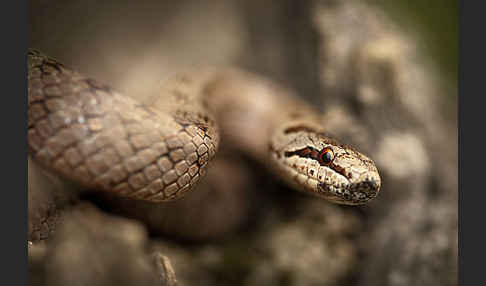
<box><xmin>28</xmin><ymin>49</ymin><xmax>218</xmax><ymax>202</ymax></box>
<box><xmin>28</xmin><ymin>49</ymin><xmax>380</xmax><ymax>205</ymax></box>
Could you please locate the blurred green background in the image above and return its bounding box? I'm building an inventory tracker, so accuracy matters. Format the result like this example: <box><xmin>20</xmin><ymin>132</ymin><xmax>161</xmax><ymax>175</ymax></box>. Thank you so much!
<box><xmin>372</xmin><ymin>0</ymin><xmax>458</xmax><ymax>101</ymax></box>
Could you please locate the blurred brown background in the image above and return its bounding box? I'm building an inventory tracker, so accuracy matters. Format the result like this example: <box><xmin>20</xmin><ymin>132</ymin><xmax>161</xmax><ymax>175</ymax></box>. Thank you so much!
<box><xmin>29</xmin><ymin>1</ymin><xmax>457</xmax><ymax>285</ymax></box>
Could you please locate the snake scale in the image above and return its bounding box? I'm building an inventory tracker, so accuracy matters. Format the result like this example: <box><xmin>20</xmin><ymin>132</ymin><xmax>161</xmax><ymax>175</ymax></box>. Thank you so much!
<box><xmin>27</xmin><ymin>49</ymin><xmax>381</xmax><ymax>208</ymax></box>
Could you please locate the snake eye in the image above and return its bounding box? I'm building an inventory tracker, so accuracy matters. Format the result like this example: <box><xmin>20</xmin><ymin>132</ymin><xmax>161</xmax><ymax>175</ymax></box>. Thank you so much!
<box><xmin>319</xmin><ymin>148</ymin><xmax>334</xmax><ymax>164</ymax></box>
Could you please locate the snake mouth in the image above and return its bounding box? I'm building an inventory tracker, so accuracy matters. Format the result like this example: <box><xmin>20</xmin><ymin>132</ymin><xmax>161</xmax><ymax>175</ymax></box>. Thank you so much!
<box><xmin>318</xmin><ymin>177</ymin><xmax>380</xmax><ymax>205</ymax></box>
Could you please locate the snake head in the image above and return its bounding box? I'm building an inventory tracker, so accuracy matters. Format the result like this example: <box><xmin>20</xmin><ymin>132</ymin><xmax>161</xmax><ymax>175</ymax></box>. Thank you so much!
<box><xmin>270</xmin><ymin>124</ymin><xmax>381</xmax><ymax>205</ymax></box>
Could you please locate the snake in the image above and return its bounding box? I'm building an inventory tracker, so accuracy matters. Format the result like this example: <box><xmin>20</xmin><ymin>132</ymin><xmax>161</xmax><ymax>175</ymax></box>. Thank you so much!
<box><xmin>27</xmin><ymin>48</ymin><xmax>381</xmax><ymax>207</ymax></box>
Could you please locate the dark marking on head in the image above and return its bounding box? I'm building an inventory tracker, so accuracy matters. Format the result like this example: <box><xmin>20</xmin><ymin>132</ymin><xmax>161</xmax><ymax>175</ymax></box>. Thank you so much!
<box><xmin>285</xmin><ymin>147</ymin><xmax>334</xmax><ymax>167</ymax></box>
<box><xmin>285</xmin><ymin>147</ymin><xmax>315</xmax><ymax>159</ymax></box>
<box><xmin>285</xmin><ymin>147</ymin><xmax>355</xmax><ymax>180</ymax></box>
<box><xmin>284</xmin><ymin>125</ymin><xmax>318</xmax><ymax>134</ymax></box>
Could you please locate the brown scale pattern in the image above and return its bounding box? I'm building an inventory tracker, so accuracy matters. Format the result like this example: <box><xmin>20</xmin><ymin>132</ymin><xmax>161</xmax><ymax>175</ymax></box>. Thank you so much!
<box><xmin>28</xmin><ymin>50</ymin><xmax>218</xmax><ymax>202</ymax></box>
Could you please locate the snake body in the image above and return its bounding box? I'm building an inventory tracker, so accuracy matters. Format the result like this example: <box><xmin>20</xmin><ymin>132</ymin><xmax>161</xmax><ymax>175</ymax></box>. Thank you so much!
<box><xmin>28</xmin><ymin>49</ymin><xmax>380</xmax><ymax>206</ymax></box>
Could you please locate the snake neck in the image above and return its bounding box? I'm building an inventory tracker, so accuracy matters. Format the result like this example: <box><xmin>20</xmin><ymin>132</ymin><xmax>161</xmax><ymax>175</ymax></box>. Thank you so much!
<box><xmin>202</xmin><ymin>70</ymin><xmax>381</xmax><ymax>205</ymax></box>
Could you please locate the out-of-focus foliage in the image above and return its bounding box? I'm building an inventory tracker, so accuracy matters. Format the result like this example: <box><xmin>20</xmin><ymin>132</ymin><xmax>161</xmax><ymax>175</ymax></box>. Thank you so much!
<box><xmin>371</xmin><ymin>0</ymin><xmax>457</xmax><ymax>100</ymax></box>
